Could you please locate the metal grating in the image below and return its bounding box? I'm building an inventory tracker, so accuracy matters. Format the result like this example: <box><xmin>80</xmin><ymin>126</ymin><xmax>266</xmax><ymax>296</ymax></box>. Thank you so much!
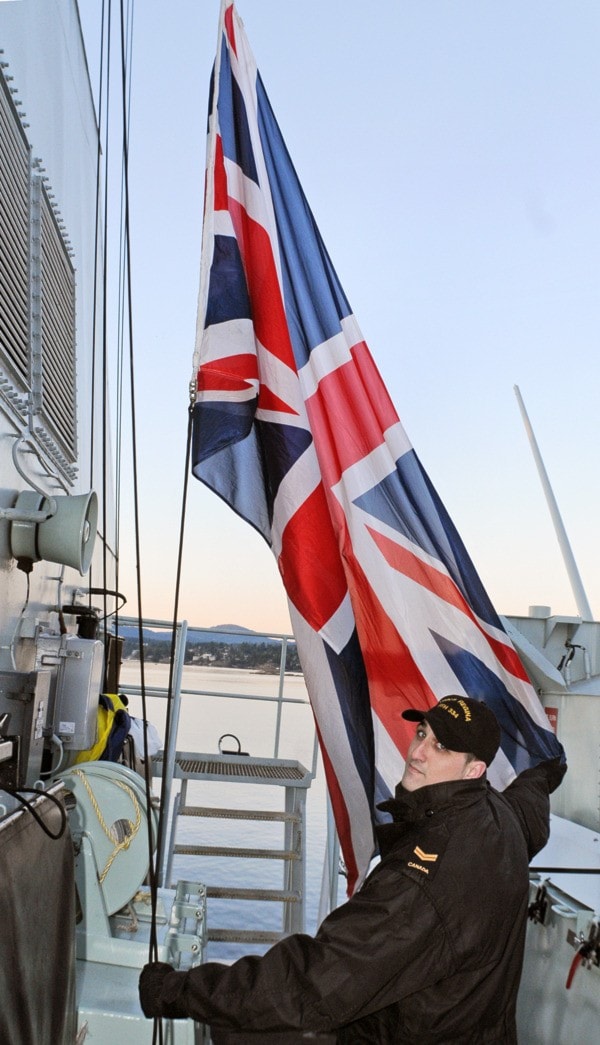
<box><xmin>0</xmin><ymin>71</ymin><xmax>30</xmax><ymax>385</ymax></box>
<box><xmin>208</xmin><ymin>928</ymin><xmax>283</xmax><ymax>944</ymax></box>
<box><xmin>172</xmin><ymin>756</ymin><xmax>306</xmax><ymax>781</ymax></box>
<box><xmin>0</xmin><ymin>63</ymin><xmax>78</xmax><ymax>474</ymax></box>
<box><xmin>206</xmin><ymin>886</ymin><xmax>300</xmax><ymax>902</ymax></box>
<box><xmin>38</xmin><ymin>184</ymin><xmax>77</xmax><ymax>461</ymax></box>
<box><xmin>174</xmin><ymin>844</ymin><xmax>299</xmax><ymax>861</ymax></box>
<box><xmin>179</xmin><ymin>805</ymin><xmax>300</xmax><ymax>822</ymax></box>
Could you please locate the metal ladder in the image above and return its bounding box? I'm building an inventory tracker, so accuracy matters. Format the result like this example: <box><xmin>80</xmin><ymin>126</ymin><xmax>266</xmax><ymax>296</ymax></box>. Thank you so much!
<box><xmin>155</xmin><ymin>751</ymin><xmax>313</xmax><ymax>946</ymax></box>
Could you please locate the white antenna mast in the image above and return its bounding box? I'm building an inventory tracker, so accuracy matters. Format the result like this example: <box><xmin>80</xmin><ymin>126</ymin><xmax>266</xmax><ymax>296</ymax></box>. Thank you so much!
<box><xmin>514</xmin><ymin>384</ymin><xmax>593</xmax><ymax>621</ymax></box>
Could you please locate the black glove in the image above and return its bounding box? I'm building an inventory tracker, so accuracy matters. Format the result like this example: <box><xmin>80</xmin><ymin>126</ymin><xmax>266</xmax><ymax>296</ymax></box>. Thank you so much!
<box><xmin>542</xmin><ymin>756</ymin><xmax>568</xmax><ymax>794</ymax></box>
<box><xmin>139</xmin><ymin>961</ymin><xmax>175</xmax><ymax>1018</ymax></box>
<box><xmin>518</xmin><ymin>755</ymin><xmax>568</xmax><ymax>795</ymax></box>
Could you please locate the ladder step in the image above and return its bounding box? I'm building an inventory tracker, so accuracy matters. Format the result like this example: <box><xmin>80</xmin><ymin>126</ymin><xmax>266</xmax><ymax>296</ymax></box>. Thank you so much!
<box><xmin>206</xmin><ymin>886</ymin><xmax>301</xmax><ymax>903</ymax></box>
<box><xmin>174</xmin><ymin>844</ymin><xmax>299</xmax><ymax>861</ymax></box>
<box><xmin>179</xmin><ymin>805</ymin><xmax>300</xmax><ymax>823</ymax></box>
<box><xmin>208</xmin><ymin>928</ymin><xmax>284</xmax><ymax>944</ymax></box>
<box><xmin>154</xmin><ymin>752</ymin><xmax>311</xmax><ymax>787</ymax></box>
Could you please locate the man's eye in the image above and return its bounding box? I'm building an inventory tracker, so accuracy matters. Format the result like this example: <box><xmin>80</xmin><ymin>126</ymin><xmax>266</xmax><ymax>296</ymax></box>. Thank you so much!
<box><xmin>436</xmin><ymin>741</ymin><xmax>446</xmax><ymax>751</ymax></box>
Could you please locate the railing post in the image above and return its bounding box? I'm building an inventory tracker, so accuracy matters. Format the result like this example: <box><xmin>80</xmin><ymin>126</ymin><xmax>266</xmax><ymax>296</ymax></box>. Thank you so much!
<box><xmin>156</xmin><ymin>618</ymin><xmax>188</xmax><ymax>886</ymax></box>
<box><xmin>273</xmin><ymin>636</ymin><xmax>287</xmax><ymax>758</ymax></box>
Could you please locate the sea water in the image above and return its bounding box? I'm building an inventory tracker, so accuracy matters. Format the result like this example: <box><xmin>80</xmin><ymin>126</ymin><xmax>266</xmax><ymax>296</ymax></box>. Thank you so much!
<box><xmin>119</xmin><ymin>662</ymin><xmax>334</xmax><ymax>959</ymax></box>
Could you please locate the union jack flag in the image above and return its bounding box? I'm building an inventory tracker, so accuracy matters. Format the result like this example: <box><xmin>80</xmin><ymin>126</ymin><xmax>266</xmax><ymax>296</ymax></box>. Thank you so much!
<box><xmin>192</xmin><ymin>1</ymin><xmax>563</xmax><ymax>893</ymax></box>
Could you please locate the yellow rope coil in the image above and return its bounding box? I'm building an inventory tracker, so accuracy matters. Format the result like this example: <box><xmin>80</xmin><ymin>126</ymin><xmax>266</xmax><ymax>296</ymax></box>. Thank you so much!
<box><xmin>72</xmin><ymin>768</ymin><xmax>142</xmax><ymax>884</ymax></box>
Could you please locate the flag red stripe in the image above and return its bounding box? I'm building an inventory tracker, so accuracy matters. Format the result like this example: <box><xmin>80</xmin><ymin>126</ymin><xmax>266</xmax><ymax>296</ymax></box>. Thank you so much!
<box><xmin>279</xmin><ymin>485</ymin><xmax>347</xmax><ymax>632</ymax></box>
<box><xmin>368</xmin><ymin>526</ymin><xmax>530</xmax><ymax>681</ymax></box>
<box><xmin>213</xmin><ymin>135</ymin><xmax>228</xmax><ymax>211</ymax></box>
<box><xmin>257</xmin><ymin>386</ymin><xmax>299</xmax><ymax>414</ymax></box>
<box><xmin>198</xmin><ymin>354</ymin><xmax>258</xmax><ymax>393</ymax></box>
<box><xmin>224</xmin><ymin>3</ymin><xmax>237</xmax><ymax>56</ymax></box>
<box><xmin>346</xmin><ymin>574</ymin><xmax>434</xmax><ymax>751</ymax></box>
<box><xmin>316</xmin><ymin>494</ymin><xmax>435</xmax><ymax>750</ymax></box>
<box><xmin>228</xmin><ymin>198</ymin><xmax>297</xmax><ymax>371</ymax></box>
<box><xmin>306</xmin><ymin>342</ymin><xmax>401</xmax><ymax>486</ymax></box>
<box><xmin>315</xmin><ymin>721</ymin><xmax>360</xmax><ymax>896</ymax></box>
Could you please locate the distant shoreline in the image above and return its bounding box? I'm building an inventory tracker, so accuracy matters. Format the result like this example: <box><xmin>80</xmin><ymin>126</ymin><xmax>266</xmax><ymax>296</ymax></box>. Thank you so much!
<box><xmin>122</xmin><ymin>658</ymin><xmax>303</xmax><ymax>678</ymax></box>
<box><xmin>121</xmin><ymin>635</ymin><xmax>301</xmax><ymax>674</ymax></box>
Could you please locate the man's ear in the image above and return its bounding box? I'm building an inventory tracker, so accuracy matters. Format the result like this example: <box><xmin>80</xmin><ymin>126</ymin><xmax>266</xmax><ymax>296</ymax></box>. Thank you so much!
<box><xmin>464</xmin><ymin>759</ymin><xmax>486</xmax><ymax>780</ymax></box>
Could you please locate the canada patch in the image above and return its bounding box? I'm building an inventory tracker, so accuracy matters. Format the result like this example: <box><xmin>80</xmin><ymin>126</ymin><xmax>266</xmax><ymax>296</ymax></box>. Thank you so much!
<box><xmin>413</xmin><ymin>846</ymin><xmax>438</xmax><ymax>863</ymax></box>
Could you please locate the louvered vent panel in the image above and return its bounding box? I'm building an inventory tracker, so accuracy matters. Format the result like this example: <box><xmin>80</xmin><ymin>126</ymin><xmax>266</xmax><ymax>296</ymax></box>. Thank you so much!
<box><xmin>40</xmin><ymin>187</ymin><xmax>77</xmax><ymax>461</ymax></box>
<box><xmin>0</xmin><ymin>74</ymin><xmax>29</xmax><ymax>383</ymax></box>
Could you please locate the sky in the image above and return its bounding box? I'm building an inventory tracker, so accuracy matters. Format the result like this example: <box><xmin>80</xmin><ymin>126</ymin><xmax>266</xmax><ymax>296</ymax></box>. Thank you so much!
<box><xmin>78</xmin><ymin>0</ymin><xmax>600</xmax><ymax>634</ymax></box>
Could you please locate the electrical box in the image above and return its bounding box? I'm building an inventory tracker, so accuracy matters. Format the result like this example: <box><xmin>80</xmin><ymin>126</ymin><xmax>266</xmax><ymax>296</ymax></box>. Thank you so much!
<box><xmin>0</xmin><ymin>670</ymin><xmax>51</xmax><ymax>787</ymax></box>
<box><xmin>53</xmin><ymin>637</ymin><xmax>104</xmax><ymax>750</ymax></box>
<box><xmin>37</xmin><ymin>635</ymin><xmax>104</xmax><ymax>751</ymax></box>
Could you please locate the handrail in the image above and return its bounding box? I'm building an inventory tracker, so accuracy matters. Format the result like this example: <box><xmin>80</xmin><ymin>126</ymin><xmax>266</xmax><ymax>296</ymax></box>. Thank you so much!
<box><xmin>116</xmin><ymin>616</ymin><xmax>335</xmax><ymax>911</ymax></box>
<box><xmin>117</xmin><ymin>616</ymin><xmax>319</xmax><ymax>775</ymax></box>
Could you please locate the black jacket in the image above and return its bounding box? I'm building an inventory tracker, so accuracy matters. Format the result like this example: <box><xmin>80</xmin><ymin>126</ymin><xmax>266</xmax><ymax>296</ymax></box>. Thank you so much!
<box><xmin>148</xmin><ymin>760</ymin><xmax>562</xmax><ymax>1043</ymax></box>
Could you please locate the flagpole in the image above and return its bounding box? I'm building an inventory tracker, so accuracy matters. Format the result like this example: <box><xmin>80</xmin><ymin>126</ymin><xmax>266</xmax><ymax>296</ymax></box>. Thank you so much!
<box><xmin>514</xmin><ymin>384</ymin><xmax>593</xmax><ymax>620</ymax></box>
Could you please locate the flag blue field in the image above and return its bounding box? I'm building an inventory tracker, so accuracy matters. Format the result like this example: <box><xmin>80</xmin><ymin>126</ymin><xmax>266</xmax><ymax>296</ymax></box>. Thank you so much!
<box><xmin>191</xmin><ymin>0</ymin><xmax>564</xmax><ymax>892</ymax></box>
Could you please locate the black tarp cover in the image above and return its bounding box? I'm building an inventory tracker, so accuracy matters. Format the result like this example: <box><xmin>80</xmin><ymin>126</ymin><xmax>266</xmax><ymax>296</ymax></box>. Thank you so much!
<box><xmin>0</xmin><ymin>790</ymin><xmax>76</xmax><ymax>1044</ymax></box>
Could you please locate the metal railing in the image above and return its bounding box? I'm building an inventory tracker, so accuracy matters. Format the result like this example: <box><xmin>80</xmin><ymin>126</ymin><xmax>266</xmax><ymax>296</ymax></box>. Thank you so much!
<box><xmin>117</xmin><ymin>617</ymin><xmax>322</xmax><ymax>886</ymax></box>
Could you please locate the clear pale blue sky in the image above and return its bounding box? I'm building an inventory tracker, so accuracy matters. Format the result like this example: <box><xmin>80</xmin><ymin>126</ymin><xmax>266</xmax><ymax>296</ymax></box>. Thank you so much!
<box><xmin>79</xmin><ymin>0</ymin><xmax>600</xmax><ymax>632</ymax></box>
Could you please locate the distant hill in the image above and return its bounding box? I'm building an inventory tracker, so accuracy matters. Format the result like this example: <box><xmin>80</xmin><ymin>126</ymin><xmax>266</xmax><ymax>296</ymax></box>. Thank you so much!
<box><xmin>117</xmin><ymin>624</ymin><xmax>293</xmax><ymax>646</ymax></box>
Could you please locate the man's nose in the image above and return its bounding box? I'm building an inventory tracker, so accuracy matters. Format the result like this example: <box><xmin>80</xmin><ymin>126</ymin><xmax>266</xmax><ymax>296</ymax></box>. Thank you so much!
<box><xmin>411</xmin><ymin>738</ymin><xmax>427</xmax><ymax>759</ymax></box>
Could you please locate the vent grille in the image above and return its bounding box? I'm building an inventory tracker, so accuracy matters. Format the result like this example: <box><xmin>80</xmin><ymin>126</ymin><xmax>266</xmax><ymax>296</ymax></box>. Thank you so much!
<box><xmin>0</xmin><ymin>74</ymin><xmax>29</xmax><ymax>384</ymax></box>
<box><xmin>0</xmin><ymin>62</ymin><xmax>78</xmax><ymax>473</ymax></box>
<box><xmin>39</xmin><ymin>186</ymin><xmax>77</xmax><ymax>460</ymax></box>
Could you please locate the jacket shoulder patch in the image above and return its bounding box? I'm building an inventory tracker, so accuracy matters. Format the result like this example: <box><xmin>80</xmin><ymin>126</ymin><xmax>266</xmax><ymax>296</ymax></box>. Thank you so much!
<box><xmin>414</xmin><ymin>845</ymin><xmax>438</xmax><ymax>863</ymax></box>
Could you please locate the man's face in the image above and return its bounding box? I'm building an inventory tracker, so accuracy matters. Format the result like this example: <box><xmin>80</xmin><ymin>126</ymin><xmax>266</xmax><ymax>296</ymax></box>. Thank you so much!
<box><xmin>401</xmin><ymin>721</ymin><xmax>482</xmax><ymax>791</ymax></box>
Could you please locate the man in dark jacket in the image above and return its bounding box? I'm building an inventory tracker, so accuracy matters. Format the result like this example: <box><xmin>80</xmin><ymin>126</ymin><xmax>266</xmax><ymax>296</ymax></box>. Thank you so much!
<box><xmin>139</xmin><ymin>695</ymin><xmax>565</xmax><ymax>1043</ymax></box>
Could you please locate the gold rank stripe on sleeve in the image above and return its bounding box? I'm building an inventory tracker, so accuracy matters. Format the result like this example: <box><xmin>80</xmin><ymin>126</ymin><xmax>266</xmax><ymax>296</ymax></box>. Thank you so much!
<box><xmin>414</xmin><ymin>846</ymin><xmax>439</xmax><ymax>863</ymax></box>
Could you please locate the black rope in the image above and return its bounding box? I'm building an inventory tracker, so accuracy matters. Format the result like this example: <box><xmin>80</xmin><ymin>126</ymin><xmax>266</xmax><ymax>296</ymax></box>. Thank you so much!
<box><xmin>113</xmin><ymin>0</ymin><xmax>135</xmax><ymax>644</ymax></box>
<box><xmin>0</xmin><ymin>787</ymin><xmax>67</xmax><ymax>840</ymax></box>
<box><xmin>87</xmin><ymin>2</ymin><xmax>182</xmax><ymax>1036</ymax></box>
<box><xmin>158</xmin><ymin>402</ymin><xmax>195</xmax><ymax>866</ymax></box>
<box><xmin>116</xmin><ymin>10</ymin><xmax>163</xmax><ymax>1045</ymax></box>
<box><xmin>86</xmin><ymin>586</ymin><xmax>128</xmax><ymax>620</ymax></box>
<box><xmin>531</xmin><ymin>867</ymin><xmax>600</xmax><ymax>875</ymax></box>
<box><xmin>116</xmin><ymin>0</ymin><xmax>154</xmax><ymax>907</ymax></box>
<box><xmin>88</xmin><ymin>0</ymin><xmax>106</xmax><ymax>503</ymax></box>
<box><xmin>101</xmin><ymin>0</ymin><xmax>113</xmax><ymax>646</ymax></box>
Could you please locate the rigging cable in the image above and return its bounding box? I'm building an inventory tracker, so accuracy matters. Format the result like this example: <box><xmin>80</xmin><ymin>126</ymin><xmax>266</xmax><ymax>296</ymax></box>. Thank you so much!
<box><xmin>88</xmin><ymin>0</ymin><xmax>106</xmax><ymax>592</ymax></box>
<box><xmin>91</xmin><ymin>0</ymin><xmax>162</xmax><ymax>1034</ymax></box>
<box><xmin>116</xmin><ymin>5</ymin><xmax>163</xmax><ymax>1044</ymax></box>
<box><xmin>95</xmin><ymin>0</ymin><xmax>114</xmax><ymax>642</ymax></box>
<box><xmin>158</xmin><ymin>398</ymin><xmax>195</xmax><ymax>878</ymax></box>
<box><xmin>90</xmin><ymin>2</ymin><xmax>192</xmax><ymax>1038</ymax></box>
<box><xmin>101</xmin><ymin>0</ymin><xmax>110</xmax><ymax>651</ymax></box>
<box><xmin>114</xmin><ymin>0</ymin><xmax>135</xmax><ymax>643</ymax></box>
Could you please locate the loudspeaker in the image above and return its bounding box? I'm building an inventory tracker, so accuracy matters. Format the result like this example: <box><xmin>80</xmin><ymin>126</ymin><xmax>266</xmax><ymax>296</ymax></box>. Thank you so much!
<box><xmin>10</xmin><ymin>490</ymin><xmax>98</xmax><ymax>574</ymax></box>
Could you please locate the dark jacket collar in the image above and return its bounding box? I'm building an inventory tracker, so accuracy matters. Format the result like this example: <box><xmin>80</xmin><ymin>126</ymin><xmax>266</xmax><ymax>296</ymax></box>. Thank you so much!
<box><xmin>379</xmin><ymin>774</ymin><xmax>487</xmax><ymax>819</ymax></box>
<box><xmin>375</xmin><ymin>777</ymin><xmax>487</xmax><ymax>853</ymax></box>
